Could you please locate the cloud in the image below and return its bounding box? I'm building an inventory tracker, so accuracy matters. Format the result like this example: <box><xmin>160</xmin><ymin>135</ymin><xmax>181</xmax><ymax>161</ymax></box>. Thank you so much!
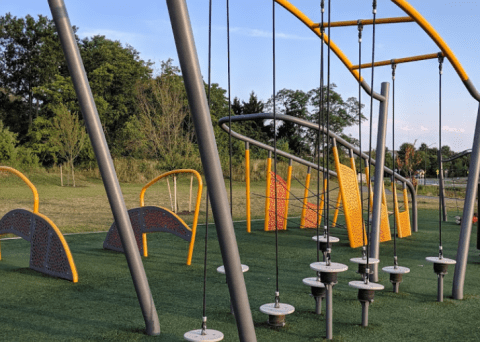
<box><xmin>400</xmin><ymin>125</ymin><xmax>414</xmax><ymax>131</ymax></box>
<box><xmin>442</xmin><ymin>125</ymin><xmax>465</xmax><ymax>133</ymax></box>
<box><xmin>420</xmin><ymin>126</ymin><xmax>429</xmax><ymax>131</ymax></box>
<box><xmin>229</xmin><ymin>26</ymin><xmax>315</xmax><ymax>41</ymax></box>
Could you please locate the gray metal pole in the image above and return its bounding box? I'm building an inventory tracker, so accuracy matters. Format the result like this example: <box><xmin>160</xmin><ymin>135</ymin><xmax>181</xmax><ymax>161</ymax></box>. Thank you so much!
<box><xmin>438</xmin><ymin>150</ymin><xmax>447</xmax><ymax>221</ymax></box>
<box><xmin>47</xmin><ymin>0</ymin><xmax>160</xmax><ymax>335</ymax></box>
<box><xmin>453</xmin><ymin>104</ymin><xmax>480</xmax><ymax>299</ymax></box>
<box><xmin>369</xmin><ymin>82</ymin><xmax>390</xmax><ymax>282</ymax></box>
<box><xmin>166</xmin><ymin>1</ymin><xmax>256</xmax><ymax>341</ymax></box>
<box><xmin>325</xmin><ymin>284</ymin><xmax>333</xmax><ymax>340</ymax></box>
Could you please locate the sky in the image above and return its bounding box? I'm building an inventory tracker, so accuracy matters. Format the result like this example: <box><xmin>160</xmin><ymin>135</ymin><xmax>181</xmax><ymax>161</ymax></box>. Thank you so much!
<box><xmin>4</xmin><ymin>0</ymin><xmax>480</xmax><ymax>152</ymax></box>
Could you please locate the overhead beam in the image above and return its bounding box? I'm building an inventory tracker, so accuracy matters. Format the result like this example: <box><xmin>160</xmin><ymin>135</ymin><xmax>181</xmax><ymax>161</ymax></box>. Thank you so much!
<box><xmin>352</xmin><ymin>52</ymin><xmax>443</xmax><ymax>70</ymax></box>
<box><xmin>312</xmin><ymin>16</ymin><xmax>414</xmax><ymax>28</ymax></box>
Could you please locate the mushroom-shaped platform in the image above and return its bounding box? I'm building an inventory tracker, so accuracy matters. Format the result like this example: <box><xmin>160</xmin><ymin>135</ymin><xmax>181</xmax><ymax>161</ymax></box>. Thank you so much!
<box><xmin>184</xmin><ymin>329</ymin><xmax>224</xmax><ymax>341</ymax></box>
<box><xmin>382</xmin><ymin>265</ymin><xmax>410</xmax><ymax>293</ymax></box>
<box><xmin>259</xmin><ymin>303</ymin><xmax>295</xmax><ymax>327</ymax></box>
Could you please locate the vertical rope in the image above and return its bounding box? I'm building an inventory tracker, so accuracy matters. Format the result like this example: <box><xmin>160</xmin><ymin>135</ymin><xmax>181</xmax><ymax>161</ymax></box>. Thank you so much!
<box><xmin>392</xmin><ymin>63</ymin><xmax>398</xmax><ymax>265</ymax></box>
<box><xmin>325</xmin><ymin>0</ymin><xmax>332</xmax><ymax>265</ymax></box>
<box><xmin>366</xmin><ymin>0</ymin><xmax>377</xmax><ymax>271</ymax></box>
<box><xmin>273</xmin><ymin>0</ymin><xmax>279</xmax><ymax>298</ymax></box>
<box><xmin>202</xmin><ymin>0</ymin><xmax>213</xmax><ymax>328</ymax></box>
<box><xmin>316</xmin><ymin>0</ymin><xmax>325</xmax><ymax>263</ymax></box>
<box><xmin>358</xmin><ymin>22</ymin><xmax>366</xmax><ymax>257</ymax></box>
<box><xmin>321</xmin><ymin>1</ymin><xmax>327</xmax><ymax>238</ymax></box>
<box><xmin>227</xmin><ymin>0</ymin><xmax>233</xmax><ymax>216</ymax></box>
<box><xmin>438</xmin><ymin>54</ymin><xmax>444</xmax><ymax>257</ymax></box>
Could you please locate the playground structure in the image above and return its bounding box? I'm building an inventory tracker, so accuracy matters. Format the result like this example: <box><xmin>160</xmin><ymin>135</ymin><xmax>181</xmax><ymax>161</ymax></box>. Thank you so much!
<box><xmin>103</xmin><ymin>169</ymin><xmax>202</xmax><ymax>265</ymax></box>
<box><xmin>26</xmin><ymin>0</ymin><xmax>479</xmax><ymax>340</ymax></box>
<box><xmin>0</xmin><ymin>167</ymin><xmax>78</xmax><ymax>282</ymax></box>
<box><xmin>219</xmin><ymin>113</ymin><xmax>415</xmax><ymax>248</ymax></box>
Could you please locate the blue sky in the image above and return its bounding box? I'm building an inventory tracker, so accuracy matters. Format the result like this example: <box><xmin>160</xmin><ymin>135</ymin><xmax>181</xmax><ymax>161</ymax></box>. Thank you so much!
<box><xmin>5</xmin><ymin>1</ymin><xmax>480</xmax><ymax>152</ymax></box>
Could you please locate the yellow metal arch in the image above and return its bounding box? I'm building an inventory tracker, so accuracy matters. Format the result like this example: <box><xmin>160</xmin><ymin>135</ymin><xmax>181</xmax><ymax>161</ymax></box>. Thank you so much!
<box><xmin>275</xmin><ymin>0</ymin><xmax>479</xmax><ymax>101</ymax></box>
<box><xmin>140</xmin><ymin>169</ymin><xmax>202</xmax><ymax>265</ymax></box>
<box><xmin>274</xmin><ymin>0</ymin><xmax>363</xmax><ymax>84</ymax></box>
<box><xmin>0</xmin><ymin>166</ymin><xmax>39</xmax><ymax>213</ymax></box>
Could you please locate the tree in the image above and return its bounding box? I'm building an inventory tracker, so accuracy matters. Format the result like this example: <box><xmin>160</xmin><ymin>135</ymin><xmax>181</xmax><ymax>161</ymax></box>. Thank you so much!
<box><xmin>267</xmin><ymin>88</ymin><xmax>311</xmax><ymax>157</ymax></box>
<box><xmin>0</xmin><ymin>14</ymin><xmax>68</xmax><ymax>139</ymax></box>
<box><xmin>133</xmin><ymin>60</ymin><xmax>200</xmax><ymax>170</ymax></box>
<box><xmin>396</xmin><ymin>141</ymin><xmax>422</xmax><ymax>186</ymax></box>
<box><xmin>49</xmin><ymin>103</ymin><xmax>87</xmax><ymax>187</ymax></box>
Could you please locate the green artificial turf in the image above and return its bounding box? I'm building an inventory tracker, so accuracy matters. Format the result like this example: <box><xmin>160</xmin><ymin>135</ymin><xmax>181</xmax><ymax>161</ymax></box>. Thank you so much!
<box><xmin>0</xmin><ymin>209</ymin><xmax>479</xmax><ymax>341</ymax></box>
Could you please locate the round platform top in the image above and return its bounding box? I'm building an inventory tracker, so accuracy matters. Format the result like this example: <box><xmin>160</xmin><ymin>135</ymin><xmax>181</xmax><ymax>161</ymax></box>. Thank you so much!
<box><xmin>260</xmin><ymin>303</ymin><xmax>295</xmax><ymax>316</ymax></box>
<box><xmin>382</xmin><ymin>265</ymin><xmax>410</xmax><ymax>274</ymax></box>
<box><xmin>350</xmin><ymin>257</ymin><xmax>380</xmax><ymax>265</ymax></box>
<box><xmin>302</xmin><ymin>277</ymin><xmax>326</xmax><ymax>288</ymax></box>
<box><xmin>216</xmin><ymin>264</ymin><xmax>249</xmax><ymax>274</ymax></box>
<box><xmin>184</xmin><ymin>329</ymin><xmax>224</xmax><ymax>342</ymax></box>
<box><xmin>348</xmin><ymin>280</ymin><xmax>384</xmax><ymax>291</ymax></box>
<box><xmin>425</xmin><ymin>256</ymin><xmax>456</xmax><ymax>265</ymax></box>
<box><xmin>310</xmin><ymin>261</ymin><xmax>348</xmax><ymax>273</ymax></box>
<box><xmin>312</xmin><ymin>235</ymin><xmax>340</xmax><ymax>243</ymax></box>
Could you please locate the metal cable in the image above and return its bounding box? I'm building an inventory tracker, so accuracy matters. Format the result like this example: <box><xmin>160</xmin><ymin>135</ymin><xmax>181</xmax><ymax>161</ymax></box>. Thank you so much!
<box><xmin>326</xmin><ymin>0</ymin><xmax>332</xmax><ymax>264</ymax></box>
<box><xmin>202</xmin><ymin>0</ymin><xmax>213</xmax><ymax>326</ymax></box>
<box><xmin>358</xmin><ymin>21</ymin><xmax>366</xmax><ymax>256</ymax></box>
<box><xmin>438</xmin><ymin>54</ymin><xmax>444</xmax><ymax>257</ymax></box>
<box><xmin>366</xmin><ymin>0</ymin><xmax>377</xmax><ymax>273</ymax></box>
<box><xmin>272</xmin><ymin>0</ymin><xmax>279</xmax><ymax>298</ymax></box>
<box><xmin>392</xmin><ymin>63</ymin><xmax>398</xmax><ymax>264</ymax></box>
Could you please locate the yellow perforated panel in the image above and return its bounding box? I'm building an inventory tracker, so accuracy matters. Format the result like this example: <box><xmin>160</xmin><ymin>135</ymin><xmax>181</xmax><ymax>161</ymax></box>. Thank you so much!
<box><xmin>334</xmin><ymin>147</ymin><xmax>365</xmax><ymax>248</ymax></box>
<box><xmin>379</xmin><ymin>203</ymin><xmax>392</xmax><ymax>242</ymax></box>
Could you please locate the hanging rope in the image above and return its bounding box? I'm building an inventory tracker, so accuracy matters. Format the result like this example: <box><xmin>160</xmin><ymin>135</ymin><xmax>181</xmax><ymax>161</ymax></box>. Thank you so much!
<box><xmin>391</xmin><ymin>62</ymin><xmax>398</xmax><ymax>267</ymax></box>
<box><xmin>366</xmin><ymin>0</ymin><xmax>377</xmax><ymax>275</ymax></box>
<box><xmin>316</xmin><ymin>0</ymin><xmax>325</xmax><ymax>263</ymax></box>
<box><xmin>357</xmin><ymin>21</ymin><xmax>366</xmax><ymax>259</ymax></box>
<box><xmin>325</xmin><ymin>0</ymin><xmax>332</xmax><ymax>265</ymax></box>
<box><xmin>438</xmin><ymin>53</ymin><xmax>444</xmax><ymax>258</ymax></box>
<box><xmin>201</xmin><ymin>0</ymin><xmax>213</xmax><ymax>333</ymax></box>
<box><xmin>227</xmin><ymin>0</ymin><xmax>233</xmax><ymax>216</ymax></box>
<box><xmin>272</xmin><ymin>0</ymin><xmax>280</xmax><ymax>305</ymax></box>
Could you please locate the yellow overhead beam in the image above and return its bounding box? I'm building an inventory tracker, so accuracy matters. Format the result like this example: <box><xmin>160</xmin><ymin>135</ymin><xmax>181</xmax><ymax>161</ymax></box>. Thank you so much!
<box><xmin>352</xmin><ymin>52</ymin><xmax>443</xmax><ymax>70</ymax></box>
<box><xmin>312</xmin><ymin>16</ymin><xmax>414</xmax><ymax>28</ymax></box>
<box><xmin>274</xmin><ymin>0</ymin><xmax>362</xmax><ymax>84</ymax></box>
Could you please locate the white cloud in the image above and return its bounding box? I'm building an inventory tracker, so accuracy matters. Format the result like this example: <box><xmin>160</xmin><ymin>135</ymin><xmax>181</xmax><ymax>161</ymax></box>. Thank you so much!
<box><xmin>442</xmin><ymin>125</ymin><xmax>465</xmax><ymax>133</ymax></box>
<box><xmin>420</xmin><ymin>126</ymin><xmax>429</xmax><ymax>131</ymax></box>
<box><xmin>400</xmin><ymin>125</ymin><xmax>414</xmax><ymax>131</ymax></box>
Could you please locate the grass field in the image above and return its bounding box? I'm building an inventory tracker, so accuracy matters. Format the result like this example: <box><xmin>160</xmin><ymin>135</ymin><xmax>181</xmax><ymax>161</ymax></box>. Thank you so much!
<box><xmin>1</xmin><ymin>170</ymin><xmax>479</xmax><ymax>340</ymax></box>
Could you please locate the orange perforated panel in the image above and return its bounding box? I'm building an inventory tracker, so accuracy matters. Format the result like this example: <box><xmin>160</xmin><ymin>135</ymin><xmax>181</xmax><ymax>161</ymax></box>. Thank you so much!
<box><xmin>303</xmin><ymin>202</ymin><xmax>322</xmax><ymax>229</ymax></box>
<box><xmin>266</xmin><ymin>172</ymin><xmax>288</xmax><ymax>231</ymax></box>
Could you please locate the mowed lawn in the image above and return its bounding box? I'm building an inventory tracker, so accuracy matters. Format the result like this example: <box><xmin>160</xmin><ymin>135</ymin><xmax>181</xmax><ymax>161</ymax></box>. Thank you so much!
<box><xmin>0</xmin><ymin>171</ymin><xmax>479</xmax><ymax>340</ymax></box>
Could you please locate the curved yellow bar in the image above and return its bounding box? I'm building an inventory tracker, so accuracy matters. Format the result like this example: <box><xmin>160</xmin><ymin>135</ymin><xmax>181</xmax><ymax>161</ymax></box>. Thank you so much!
<box><xmin>140</xmin><ymin>169</ymin><xmax>203</xmax><ymax>266</ymax></box>
<box><xmin>275</xmin><ymin>0</ymin><xmax>362</xmax><ymax>84</ymax></box>
<box><xmin>35</xmin><ymin>212</ymin><xmax>79</xmax><ymax>283</ymax></box>
<box><xmin>391</xmin><ymin>0</ymin><xmax>468</xmax><ymax>81</ymax></box>
<box><xmin>0</xmin><ymin>166</ymin><xmax>39</xmax><ymax>213</ymax></box>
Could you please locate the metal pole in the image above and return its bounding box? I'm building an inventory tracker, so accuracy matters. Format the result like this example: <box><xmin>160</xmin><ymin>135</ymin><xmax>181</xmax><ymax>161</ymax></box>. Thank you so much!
<box><xmin>369</xmin><ymin>82</ymin><xmax>390</xmax><ymax>282</ymax></box>
<box><xmin>361</xmin><ymin>301</ymin><xmax>369</xmax><ymax>327</ymax></box>
<box><xmin>47</xmin><ymin>0</ymin><xmax>160</xmax><ymax>335</ymax></box>
<box><xmin>438</xmin><ymin>274</ymin><xmax>444</xmax><ymax>302</ymax></box>
<box><xmin>325</xmin><ymin>284</ymin><xmax>333</xmax><ymax>340</ymax></box>
<box><xmin>453</xmin><ymin>104</ymin><xmax>480</xmax><ymax>299</ymax></box>
<box><xmin>166</xmin><ymin>1</ymin><xmax>256</xmax><ymax>340</ymax></box>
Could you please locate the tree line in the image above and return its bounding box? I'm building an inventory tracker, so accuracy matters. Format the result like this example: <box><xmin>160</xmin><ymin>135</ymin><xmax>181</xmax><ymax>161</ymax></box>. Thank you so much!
<box><xmin>0</xmin><ymin>14</ymin><xmax>469</xmax><ymax>183</ymax></box>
